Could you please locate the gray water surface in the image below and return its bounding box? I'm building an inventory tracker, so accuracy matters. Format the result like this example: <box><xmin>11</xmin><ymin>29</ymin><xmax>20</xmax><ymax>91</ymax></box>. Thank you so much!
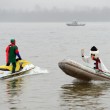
<box><xmin>0</xmin><ymin>22</ymin><xmax>110</xmax><ymax>110</ymax></box>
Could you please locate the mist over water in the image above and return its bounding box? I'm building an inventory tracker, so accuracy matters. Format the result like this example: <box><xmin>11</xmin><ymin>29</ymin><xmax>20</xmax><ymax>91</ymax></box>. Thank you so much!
<box><xmin>0</xmin><ymin>22</ymin><xmax>110</xmax><ymax>110</ymax></box>
<box><xmin>0</xmin><ymin>8</ymin><xmax>110</xmax><ymax>22</ymax></box>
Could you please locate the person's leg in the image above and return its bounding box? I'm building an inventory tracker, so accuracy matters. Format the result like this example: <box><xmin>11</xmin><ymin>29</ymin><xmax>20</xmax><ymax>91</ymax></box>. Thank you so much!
<box><xmin>12</xmin><ymin>62</ymin><xmax>16</xmax><ymax>73</ymax></box>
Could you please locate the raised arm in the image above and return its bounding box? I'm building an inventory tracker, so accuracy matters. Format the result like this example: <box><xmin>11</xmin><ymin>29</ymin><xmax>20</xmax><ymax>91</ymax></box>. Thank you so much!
<box><xmin>81</xmin><ymin>49</ymin><xmax>90</xmax><ymax>63</ymax></box>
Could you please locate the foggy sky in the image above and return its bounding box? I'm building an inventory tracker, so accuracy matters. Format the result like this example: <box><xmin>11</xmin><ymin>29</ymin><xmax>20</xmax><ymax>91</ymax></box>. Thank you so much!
<box><xmin>1</xmin><ymin>0</ymin><xmax>110</xmax><ymax>11</ymax></box>
<box><xmin>0</xmin><ymin>0</ymin><xmax>110</xmax><ymax>22</ymax></box>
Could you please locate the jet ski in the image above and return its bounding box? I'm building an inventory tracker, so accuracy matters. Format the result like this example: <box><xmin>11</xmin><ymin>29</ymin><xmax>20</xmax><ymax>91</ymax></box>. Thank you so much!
<box><xmin>58</xmin><ymin>59</ymin><xmax>110</xmax><ymax>81</ymax></box>
<box><xmin>0</xmin><ymin>60</ymin><xmax>35</xmax><ymax>79</ymax></box>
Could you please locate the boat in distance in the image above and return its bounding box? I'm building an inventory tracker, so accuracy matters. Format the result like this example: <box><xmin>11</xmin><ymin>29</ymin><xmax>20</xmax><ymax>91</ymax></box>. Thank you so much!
<box><xmin>58</xmin><ymin>59</ymin><xmax>110</xmax><ymax>81</ymax></box>
<box><xmin>66</xmin><ymin>21</ymin><xmax>85</xmax><ymax>26</ymax></box>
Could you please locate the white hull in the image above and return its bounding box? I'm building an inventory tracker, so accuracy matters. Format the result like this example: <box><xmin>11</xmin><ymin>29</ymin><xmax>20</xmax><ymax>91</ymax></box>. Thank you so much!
<box><xmin>66</xmin><ymin>24</ymin><xmax>85</xmax><ymax>26</ymax></box>
<box><xmin>59</xmin><ymin>59</ymin><xmax>110</xmax><ymax>81</ymax></box>
<box><xmin>0</xmin><ymin>61</ymin><xmax>35</xmax><ymax>79</ymax></box>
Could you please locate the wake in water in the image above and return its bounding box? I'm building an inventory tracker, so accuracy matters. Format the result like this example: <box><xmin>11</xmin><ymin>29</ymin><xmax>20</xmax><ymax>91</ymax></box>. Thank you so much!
<box><xmin>29</xmin><ymin>66</ymin><xmax>49</xmax><ymax>75</ymax></box>
<box><xmin>6</xmin><ymin>66</ymin><xmax>49</xmax><ymax>80</ymax></box>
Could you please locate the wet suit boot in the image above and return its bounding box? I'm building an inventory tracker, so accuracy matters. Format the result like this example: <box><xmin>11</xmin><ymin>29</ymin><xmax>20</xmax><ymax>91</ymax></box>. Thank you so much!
<box><xmin>12</xmin><ymin>62</ymin><xmax>16</xmax><ymax>73</ymax></box>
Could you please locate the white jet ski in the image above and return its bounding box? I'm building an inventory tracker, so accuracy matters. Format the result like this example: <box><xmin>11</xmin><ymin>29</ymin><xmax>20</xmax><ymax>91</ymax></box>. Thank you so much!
<box><xmin>59</xmin><ymin>59</ymin><xmax>110</xmax><ymax>81</ymax></box>
<box><xmin>0</xmin><ymin>60</ymin><xmax>35</xmax><ymax>79</ymax></box>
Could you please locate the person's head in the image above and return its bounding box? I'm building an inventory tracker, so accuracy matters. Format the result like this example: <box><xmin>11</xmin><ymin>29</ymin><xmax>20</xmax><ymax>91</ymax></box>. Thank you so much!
<box><xmin>10</xmin><ymin>39</ymin><xmax>16</xmax><ymax>45</ymax></box>
<box><xmin>90</xmin><ymin>46</ymin><xmax>99</xmax><ymax>59</ymax></box>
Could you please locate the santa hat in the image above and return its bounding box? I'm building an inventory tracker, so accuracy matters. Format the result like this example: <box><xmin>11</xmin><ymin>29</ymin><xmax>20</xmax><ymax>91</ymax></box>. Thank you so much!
<box><xmin>90</xmin><ymin>46</ymin><xmax>99</xmax><ymax>55</ymax></box>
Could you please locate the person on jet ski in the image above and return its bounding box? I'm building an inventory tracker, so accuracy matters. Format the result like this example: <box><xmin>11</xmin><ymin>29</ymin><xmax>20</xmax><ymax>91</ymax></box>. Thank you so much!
<box><xmin>6</xmin><ymin>39</ymin><xmax>22</xmax><ymax>73</ymax></box>
<box><xmin>81</xmin><ymin>46</ymin><xmax>109</xmax><ymax>72</ymax></box>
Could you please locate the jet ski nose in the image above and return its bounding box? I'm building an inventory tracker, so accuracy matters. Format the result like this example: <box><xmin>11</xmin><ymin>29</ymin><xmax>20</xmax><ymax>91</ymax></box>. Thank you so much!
<box><xmin>58</xmin><ymin>62</ymin><xmax>65</xmax><ymax>70</ymax></box>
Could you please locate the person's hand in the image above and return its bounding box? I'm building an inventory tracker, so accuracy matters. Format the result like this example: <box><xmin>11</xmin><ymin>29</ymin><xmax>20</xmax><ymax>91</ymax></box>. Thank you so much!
<box><xmin>81</xmin><ymin>49</ymin><xmax>85</xmax><ymax>56</ymax></box>
<box><xmin>16</xmin><ymin>58</ymin><xmax>19</xmax><ymax>61</ymax></box>
<box><xmin>19</xmin><ymin>57</ymin><xmax>22</xmax><ymax>60</ymax></box>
